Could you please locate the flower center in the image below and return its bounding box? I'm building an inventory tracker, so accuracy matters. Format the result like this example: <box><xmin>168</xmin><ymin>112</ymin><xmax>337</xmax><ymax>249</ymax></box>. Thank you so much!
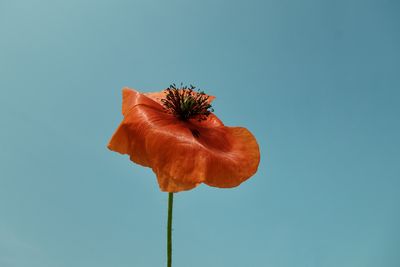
<box><xmin>161</xmin><ymin>83</ymin><xmax>214</xmax><ymax>121</ymax></box>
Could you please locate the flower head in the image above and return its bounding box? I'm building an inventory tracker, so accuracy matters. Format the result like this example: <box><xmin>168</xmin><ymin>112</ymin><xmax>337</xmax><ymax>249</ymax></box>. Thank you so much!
<box><xmin>108</xmin><ymin>85</ymin><xmax>260</xmax><ymax>192</ymax></box>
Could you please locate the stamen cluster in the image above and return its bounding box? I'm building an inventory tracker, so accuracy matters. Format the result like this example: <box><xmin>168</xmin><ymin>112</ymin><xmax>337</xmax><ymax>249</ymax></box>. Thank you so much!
<box><xmin>161</xmin><ymin>83</ymin><xmax>214</xmax><ymax>121</ymax></box>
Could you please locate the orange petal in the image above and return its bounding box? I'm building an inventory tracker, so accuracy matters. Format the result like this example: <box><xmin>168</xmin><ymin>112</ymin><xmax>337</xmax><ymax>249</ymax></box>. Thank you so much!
<box><xmin>202</xmin><ymin>127</ymin><xmax>260</xmax><ymax>188</ymax></box>
<box><xmin>108</xmin><ymin>88</ymin><xmax>259</xmax><ymax>192</ymax></box>
<box><xmin>109</xmin><ymin>88</ymin><xmax>164</xmax><ymax>166</ymax></box>
<box><xmin>121</xmin><ymin>87</ymin><xmax>161</xmax><ymax>116</ymax></box>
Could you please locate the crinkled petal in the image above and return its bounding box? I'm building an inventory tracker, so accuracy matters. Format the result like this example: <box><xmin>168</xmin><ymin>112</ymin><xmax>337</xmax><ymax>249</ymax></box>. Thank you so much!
<box><xmin>121</xmin><ymin>87</ymin><xmax>160</xmax><ymax>116</ymax></box>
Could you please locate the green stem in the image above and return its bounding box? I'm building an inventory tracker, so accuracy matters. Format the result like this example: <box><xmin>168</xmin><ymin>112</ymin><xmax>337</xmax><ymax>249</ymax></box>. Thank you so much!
<box><xmin>167</xmin><ymin>192</ymin><xmax>174</xmax><ymax>267</ymax></box>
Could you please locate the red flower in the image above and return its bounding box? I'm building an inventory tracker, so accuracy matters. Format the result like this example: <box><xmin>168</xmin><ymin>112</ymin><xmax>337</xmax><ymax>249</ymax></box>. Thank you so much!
<box><xmin>108</xmin><ymin>85</ymin><xmax>260</xmax><ymax>192</ymax></box>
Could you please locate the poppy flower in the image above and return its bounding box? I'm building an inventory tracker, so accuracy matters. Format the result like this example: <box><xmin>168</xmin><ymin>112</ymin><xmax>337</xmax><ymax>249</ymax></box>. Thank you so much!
<box><xmin>107</xmin><ymin>84</ymin><xmax>260</xmax><ymax>192</ymax></box>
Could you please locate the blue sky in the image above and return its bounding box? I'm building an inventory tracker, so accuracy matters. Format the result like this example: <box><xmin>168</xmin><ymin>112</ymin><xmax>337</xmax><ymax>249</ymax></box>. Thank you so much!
<box><xmin>1</xmin><ymin>0</ymin><xmax>399</xmax><ymax>266</ymax></box>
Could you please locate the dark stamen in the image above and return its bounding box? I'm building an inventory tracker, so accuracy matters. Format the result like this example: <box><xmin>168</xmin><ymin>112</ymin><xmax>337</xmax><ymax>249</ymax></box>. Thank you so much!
<box><xmin>161</xmin><ymin>83</ymin><xmax>214</xmax><ymax>121</ymax></box>
<box><xmin>190</xmin><ymin>128</ymin><xmax>200</xmax><ymax>138</ymax></box>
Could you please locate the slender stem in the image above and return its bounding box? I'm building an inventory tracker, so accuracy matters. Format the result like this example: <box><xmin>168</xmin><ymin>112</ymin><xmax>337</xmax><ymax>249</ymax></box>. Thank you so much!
<box><xmin>167</xmin><ymin>192</ymin><xmax>174</xmax><ymax>267</ymax></box>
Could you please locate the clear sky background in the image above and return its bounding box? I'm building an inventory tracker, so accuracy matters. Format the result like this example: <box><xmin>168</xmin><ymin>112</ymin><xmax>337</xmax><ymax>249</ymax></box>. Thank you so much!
<box><xmin>1</xmin><ymin>0</ymin><xmax>399</xmax><ymax>266</ymax></box>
